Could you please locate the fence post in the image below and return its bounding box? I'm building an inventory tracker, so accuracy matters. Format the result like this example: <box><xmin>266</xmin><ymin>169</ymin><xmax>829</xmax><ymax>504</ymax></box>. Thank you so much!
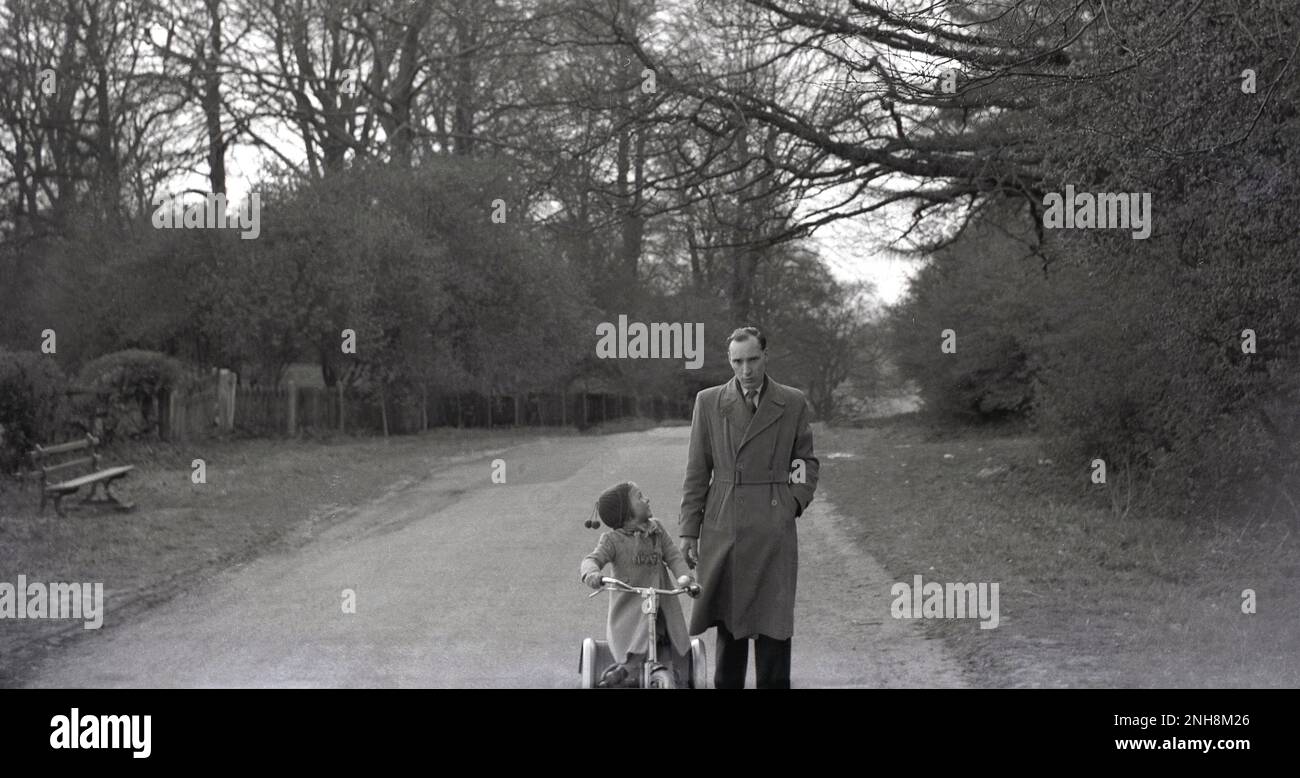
<box><xmin>216</xmin><ymin>369</ymin><xmax>236</xmax><ymax>431</ymax></box>
<box><xmin>167</xmin><ymin>389</ymin><xmax>180</xmax><ymax>442</ymax></box>
<box><xmin>286</xmin><ymin>381</ymin><xmax>297</xmax><ymax>436</ymax></box>
<box><xmin>337</xmin><ymin>382</ymin><xmax>346</xmax><ymax>433</ymax></box>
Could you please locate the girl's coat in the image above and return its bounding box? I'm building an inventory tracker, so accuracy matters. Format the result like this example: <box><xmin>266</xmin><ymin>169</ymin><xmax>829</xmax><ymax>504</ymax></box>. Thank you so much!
<box><xmin>580</xmin><ymin>518</ymin><xmax>692</xmax><ymax>664</ymax></box>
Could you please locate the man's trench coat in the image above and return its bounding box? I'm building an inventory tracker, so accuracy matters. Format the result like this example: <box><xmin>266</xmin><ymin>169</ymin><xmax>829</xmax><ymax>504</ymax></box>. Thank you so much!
<box><xmin>679</xmin><ymin>376</ymin><xmax>819</xmax><ymax>640</ymax></box>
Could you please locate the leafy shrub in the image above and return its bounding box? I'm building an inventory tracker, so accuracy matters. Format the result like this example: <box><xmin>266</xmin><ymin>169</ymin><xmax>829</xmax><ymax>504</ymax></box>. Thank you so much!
<box><xmin>0</xmin><ymin>350</ymin><xmax>69</xmax><ymax>473</ymax></box>
<box><xmin>77</xmin><ymin>350</ymin><xmax>192</xmax><ymax>441</ymax></box>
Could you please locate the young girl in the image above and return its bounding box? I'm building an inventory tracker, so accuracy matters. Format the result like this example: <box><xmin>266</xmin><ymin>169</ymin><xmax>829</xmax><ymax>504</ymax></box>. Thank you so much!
<box><xmin>579</xmin><ymin>481</ymin><xmax>696</xmax><ymax>687</ymax></box>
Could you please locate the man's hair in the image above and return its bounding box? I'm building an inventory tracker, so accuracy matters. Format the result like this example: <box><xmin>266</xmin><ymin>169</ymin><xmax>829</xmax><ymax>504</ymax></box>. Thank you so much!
<box><xmin>726</xmin><ymin>326</ymin><xmax>767</xmax><ymax>351</ymax></box>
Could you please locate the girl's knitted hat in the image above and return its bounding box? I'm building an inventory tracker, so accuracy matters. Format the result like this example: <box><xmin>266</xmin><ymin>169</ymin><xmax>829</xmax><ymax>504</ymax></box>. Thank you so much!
<box><xmin>585</xmin><ymin>482</ymin><xmax>632</xmax><ymax>530</ymax></box>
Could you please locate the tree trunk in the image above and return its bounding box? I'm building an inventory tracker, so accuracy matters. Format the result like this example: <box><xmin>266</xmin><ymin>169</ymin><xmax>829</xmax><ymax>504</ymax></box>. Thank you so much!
<box><xmin>686</xmin><ymin>223</ymin><xmax>705</xmax><ymax>291</ymax></box>
<box><xmin>451</xmin><ymin>2</ymin><xmax>477</xmax><ymax>156</ymax></box>
<box><xmin>202</xmin><ymin>0</ymin><xmax>226</xmax><ymax>194</ymax></box>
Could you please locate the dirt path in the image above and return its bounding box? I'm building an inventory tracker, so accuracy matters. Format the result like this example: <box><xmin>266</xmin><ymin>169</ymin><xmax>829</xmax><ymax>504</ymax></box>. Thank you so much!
<box><xmin>24</xmin><ymin>427</ymin><xmax>967</xmax><ymax>688</ymax></box>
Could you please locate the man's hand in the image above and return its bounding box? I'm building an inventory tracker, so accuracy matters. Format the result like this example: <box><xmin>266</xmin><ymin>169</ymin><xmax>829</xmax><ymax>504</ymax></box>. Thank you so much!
<box><xmin>680</xmin><ymin>538</ymin><xmax>699</xmax><ymax>569</ymax></box>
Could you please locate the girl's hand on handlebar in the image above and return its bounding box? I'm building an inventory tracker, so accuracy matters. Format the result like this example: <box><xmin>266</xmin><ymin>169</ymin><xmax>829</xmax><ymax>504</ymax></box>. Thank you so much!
<box><xmin>583</xmin><ymin>571</ymin><xmax>605</xmax><ymax>590</ymax></box>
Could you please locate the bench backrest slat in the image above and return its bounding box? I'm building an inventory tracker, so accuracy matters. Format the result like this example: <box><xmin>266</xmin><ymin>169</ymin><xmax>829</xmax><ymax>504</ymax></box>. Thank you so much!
<box><xmin>42</xmin><ymin>457</ymin><xmax>96</xmax><ymax>477</ymax></box>
<box><xmin>32</xmin><ymin>435</ymin><xmax>96</xmax><ymax>457</ymax></box>
<box><xmin>29</xmin><ymin>435</ymin><xmax>102</xmax><ymax>487</ymax></box>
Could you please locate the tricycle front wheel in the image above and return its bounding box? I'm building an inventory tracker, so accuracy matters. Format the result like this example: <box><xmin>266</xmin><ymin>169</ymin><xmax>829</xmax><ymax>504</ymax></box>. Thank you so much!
<box><xmin>646</xmin><ymin>664</ymin><xmax>675</xmax><ymax>689</ymax></box>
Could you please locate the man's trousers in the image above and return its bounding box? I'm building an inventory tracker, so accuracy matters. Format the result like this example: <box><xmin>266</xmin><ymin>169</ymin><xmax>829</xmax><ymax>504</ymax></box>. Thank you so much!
<box><xmin>712</xmin><ymin>622</ymin><xmax>791</xmax><ymax>689</ymax></box>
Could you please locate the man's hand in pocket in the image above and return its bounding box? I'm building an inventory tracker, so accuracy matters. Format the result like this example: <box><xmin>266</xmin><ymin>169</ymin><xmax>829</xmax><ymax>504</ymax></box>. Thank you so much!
<box><xmin>680</xmin><ymin>537</ymin><xmax>699</xmax><ymax>569</ymax></box>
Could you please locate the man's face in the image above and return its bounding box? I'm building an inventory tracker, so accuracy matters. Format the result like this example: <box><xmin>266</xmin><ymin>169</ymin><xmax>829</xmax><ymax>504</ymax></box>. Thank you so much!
<box><xmin>728</xmin><ymin>337</ymin><xmax>766</xmax><ymax>392</ymax></box>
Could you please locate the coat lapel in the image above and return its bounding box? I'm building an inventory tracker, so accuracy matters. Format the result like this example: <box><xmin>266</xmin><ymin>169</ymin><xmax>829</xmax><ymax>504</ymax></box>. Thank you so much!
<box><xmin>739</xmin><ymin>378</ymin><xmax>786</xmax><ymax>453</ymax></box>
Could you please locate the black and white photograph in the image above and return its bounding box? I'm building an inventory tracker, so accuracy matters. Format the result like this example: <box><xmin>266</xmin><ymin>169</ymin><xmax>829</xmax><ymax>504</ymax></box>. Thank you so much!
<box><xmin>0</xmin><ymin>0</ymin><xmax>1296</xmax><ymax>752</ymax></box>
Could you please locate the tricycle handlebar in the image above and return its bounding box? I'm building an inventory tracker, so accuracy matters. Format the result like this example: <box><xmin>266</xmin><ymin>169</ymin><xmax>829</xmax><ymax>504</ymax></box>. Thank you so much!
<box><xmin>588</xmin><ymin>576</ymin><xmax>701</xmax><ymax>598</ymax></box>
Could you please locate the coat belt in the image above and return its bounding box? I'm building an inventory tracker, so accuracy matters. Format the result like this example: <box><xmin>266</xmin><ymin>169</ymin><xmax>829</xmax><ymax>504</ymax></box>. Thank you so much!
<box><xmin>713</xmin><ymin>468</ymin><xmax>787</xmax><ymax>485</ymax></box>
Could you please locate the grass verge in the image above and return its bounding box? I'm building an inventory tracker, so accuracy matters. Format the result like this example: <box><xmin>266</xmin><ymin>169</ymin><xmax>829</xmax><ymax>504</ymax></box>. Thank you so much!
<box><xmin>818</xmin><ymin>417</ymin><xmax>1300</xmax><ymax>687</ymax></box>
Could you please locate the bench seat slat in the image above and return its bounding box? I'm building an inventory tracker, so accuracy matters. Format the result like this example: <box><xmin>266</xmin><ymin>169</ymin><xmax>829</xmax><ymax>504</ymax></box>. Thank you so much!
<box><xmin>47</xmin><ymin>465</ymin><xmax>135</xmax><ymax>493</ymax></box>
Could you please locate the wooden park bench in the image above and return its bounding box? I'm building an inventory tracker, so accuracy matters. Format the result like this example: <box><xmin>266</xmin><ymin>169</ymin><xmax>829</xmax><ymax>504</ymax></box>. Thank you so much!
<box><xmin>30</xmin><ymin>434</ymin><xmax>135</xmax><ymax>517</ymax></box>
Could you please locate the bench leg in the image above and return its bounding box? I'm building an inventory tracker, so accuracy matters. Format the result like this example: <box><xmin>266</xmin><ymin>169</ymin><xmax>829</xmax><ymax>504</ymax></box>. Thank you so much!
<box><xmin>105</xmin><ymin>478</ymin><xmax>135</xmax><ymax>511</ymax></box>
<box><xmin>68</xmin><ymin>479</ymin><xmax>133</xmax><ymax>513</ymax></box>
<box><xmin>81</xmin><ymin>480</ymin><xmax>105</xmax><ymax>505</ymax></box>
<box><xmin>53</xmin><ymin>493</ymin><xmax>68</xmax><ymax>518</ymax></box>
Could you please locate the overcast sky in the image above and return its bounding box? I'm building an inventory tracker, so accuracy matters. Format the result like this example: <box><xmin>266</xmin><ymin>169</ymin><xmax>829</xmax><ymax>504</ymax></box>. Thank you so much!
<box><xmin>205</xmin><ymin>137</ymin><xmax>924</xmax><ymax>310</ymax></box>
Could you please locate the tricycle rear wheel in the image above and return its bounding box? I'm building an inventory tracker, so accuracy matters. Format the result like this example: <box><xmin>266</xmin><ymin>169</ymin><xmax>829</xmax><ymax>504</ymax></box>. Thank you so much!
<box><xmin>689</xmin><ymin>638</ymin><xmax>708</xmax><ymax>689</ymax></box>
<box><xmin>579</xmin><ymin>638</ymin><xmax>598</xmax><ymax>689</ymax></box>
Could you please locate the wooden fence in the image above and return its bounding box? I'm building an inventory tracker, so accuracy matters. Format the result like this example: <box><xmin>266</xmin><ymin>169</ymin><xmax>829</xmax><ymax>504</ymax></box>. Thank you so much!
<box><xmin>162</xmin><ymin>384</ymin><xmax>219</xmax><ymax>441</ymax></box>
<box><xmin>162</xmin><ymin>381</ymin><xmax>690</xmax><ymax>441</ymax></box>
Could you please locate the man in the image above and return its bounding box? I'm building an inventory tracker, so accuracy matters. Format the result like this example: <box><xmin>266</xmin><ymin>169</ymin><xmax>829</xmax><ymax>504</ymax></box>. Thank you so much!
<box><xmin>679</xmin><ymin>326</ymin><xmax>819</xmax><ymax>688</ymax></box>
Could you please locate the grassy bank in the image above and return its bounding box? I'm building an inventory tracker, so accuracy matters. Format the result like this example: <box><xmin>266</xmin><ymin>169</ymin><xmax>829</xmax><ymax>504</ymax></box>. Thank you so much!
<box><xmin>0</xmin><ymin>427</ymin><xmax>567</xmax><ymax>686</ymax></box>
<box><xmin>818</xmin><ymin>417</ymin><xmax>1300</xmax><ymax>688</ymax></box>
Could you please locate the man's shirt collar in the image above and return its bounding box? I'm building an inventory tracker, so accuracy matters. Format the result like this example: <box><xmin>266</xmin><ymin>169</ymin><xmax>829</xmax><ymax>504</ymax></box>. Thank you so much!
<box><xmin>735</xmin><ymin>375</ymin><xmax>768</xmax><ymax>401</ymax></box>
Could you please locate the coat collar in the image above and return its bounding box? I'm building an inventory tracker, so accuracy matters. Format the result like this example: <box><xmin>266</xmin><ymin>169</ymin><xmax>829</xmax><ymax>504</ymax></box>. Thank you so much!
<box><xmin>615</xmin><ymin>519</ymin><xmax>661</xmax><ymax>538</ymax></box>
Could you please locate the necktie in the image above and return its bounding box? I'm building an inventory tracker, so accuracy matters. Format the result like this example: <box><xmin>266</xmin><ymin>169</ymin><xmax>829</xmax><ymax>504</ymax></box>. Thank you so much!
<box><xmin>745</xmin><ymin>389</ymin><xmax>758</xmax><ymax>414</ymax></box>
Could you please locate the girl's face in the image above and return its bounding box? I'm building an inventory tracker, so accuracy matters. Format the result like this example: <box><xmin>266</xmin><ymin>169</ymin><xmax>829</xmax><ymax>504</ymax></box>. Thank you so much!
<box><xmin>626</xmin><ymin>482</ymin><xmax>652</xmax><ymax>524</ymax></box>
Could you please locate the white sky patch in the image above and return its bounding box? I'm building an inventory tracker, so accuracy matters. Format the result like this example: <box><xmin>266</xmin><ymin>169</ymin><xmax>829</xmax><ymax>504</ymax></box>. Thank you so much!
<box><xmin>814</xmin><ymin>216</ymin><xmax>924</xmax><ymax>307</ymax></box>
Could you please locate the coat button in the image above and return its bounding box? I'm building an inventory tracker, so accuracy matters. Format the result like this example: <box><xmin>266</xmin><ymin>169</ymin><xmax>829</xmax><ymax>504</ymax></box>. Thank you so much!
<box><xmin>771</xmin><ymin>499</ymin><xmax>778</xmax><ymax>506</ymax></box>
